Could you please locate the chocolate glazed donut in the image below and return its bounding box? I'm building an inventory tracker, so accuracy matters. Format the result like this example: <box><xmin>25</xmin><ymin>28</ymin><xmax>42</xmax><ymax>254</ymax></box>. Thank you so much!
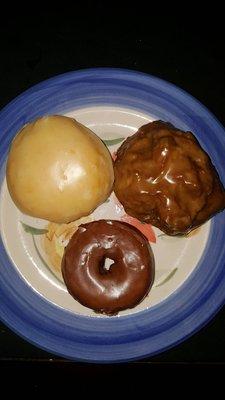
<box><xmin>62</xmin><ymin>220</ymin><xmax>155</xmax><ymax>315</ymax></box>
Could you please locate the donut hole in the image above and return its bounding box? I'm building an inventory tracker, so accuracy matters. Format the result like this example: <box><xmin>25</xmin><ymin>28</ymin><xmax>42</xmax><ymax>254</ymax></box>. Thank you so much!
<box><xmin>99</xmin><ymin>256</ymin><xmax>115</xmax><ymax>274</ymax></box>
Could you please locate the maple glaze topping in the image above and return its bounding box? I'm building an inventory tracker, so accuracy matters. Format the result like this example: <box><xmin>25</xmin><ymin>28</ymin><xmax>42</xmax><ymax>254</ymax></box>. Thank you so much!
<box><xmin>114</xmin><ymin>121</ymin><xmax>225</xmax><ymax>235</ymax></box>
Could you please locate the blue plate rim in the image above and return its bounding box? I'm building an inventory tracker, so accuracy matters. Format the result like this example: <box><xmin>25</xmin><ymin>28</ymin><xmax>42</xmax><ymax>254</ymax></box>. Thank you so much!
<box><xmin>0</xmin><ymin>67</ymin><xmax>225</xmax><ymax>363</ymax></box>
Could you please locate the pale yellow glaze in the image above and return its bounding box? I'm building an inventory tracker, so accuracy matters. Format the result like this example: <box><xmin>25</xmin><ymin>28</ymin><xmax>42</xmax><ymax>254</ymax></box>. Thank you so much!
<box><xmin>6</xmin><ymin>115</ymin><xmax>114</xmax><ymax>223</ymax></box>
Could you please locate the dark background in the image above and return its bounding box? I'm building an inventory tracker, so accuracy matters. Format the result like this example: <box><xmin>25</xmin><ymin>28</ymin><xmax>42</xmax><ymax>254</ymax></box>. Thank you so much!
<box><xmin>0</xmin><ymin>7</ymin><xmax>225</xmax><ymax>383</ymax></box>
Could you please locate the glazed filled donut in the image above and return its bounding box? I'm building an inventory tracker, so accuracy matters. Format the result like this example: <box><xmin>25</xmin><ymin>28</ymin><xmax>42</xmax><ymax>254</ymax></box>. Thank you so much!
<box><xmin>6</xmin><ymin>115</ymin><xmax>114</xmax><ymax>223</ymax></box>
<box><xmin>62</xmin><ymin>220</ymin><xmax>155</xmax><ymax>315</ymax></box>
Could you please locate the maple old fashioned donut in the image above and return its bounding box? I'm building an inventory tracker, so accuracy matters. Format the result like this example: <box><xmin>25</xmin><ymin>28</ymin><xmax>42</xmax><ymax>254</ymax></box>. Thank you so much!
<box><xmin>114</xmin><ymin>120</ymin><xmax>225</xmax><ymax>236</ymax></box>
<box><xmin>62</xmin><ymin>220</ymin><xmax>155</xmax><ymax>315</ymax></box>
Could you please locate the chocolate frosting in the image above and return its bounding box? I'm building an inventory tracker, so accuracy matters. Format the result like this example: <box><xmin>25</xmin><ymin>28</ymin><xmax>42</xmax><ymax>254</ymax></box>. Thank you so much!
<box><xmin>62</xmin><ymin>220</ymin><xmax>154</xmax><ymax>315</ymax></box>
<box><xmin>114</xmin><ymin>121</ymin><xmax>225</xmax><ymax>235</ymax></box>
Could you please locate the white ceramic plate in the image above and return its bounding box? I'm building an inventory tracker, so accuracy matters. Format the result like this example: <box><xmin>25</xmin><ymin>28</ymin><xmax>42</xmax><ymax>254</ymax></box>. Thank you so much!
<box><xmin>0</xmin><ymin>68</ymin><xmax>224</xmax><ymax>362</ymax></box>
